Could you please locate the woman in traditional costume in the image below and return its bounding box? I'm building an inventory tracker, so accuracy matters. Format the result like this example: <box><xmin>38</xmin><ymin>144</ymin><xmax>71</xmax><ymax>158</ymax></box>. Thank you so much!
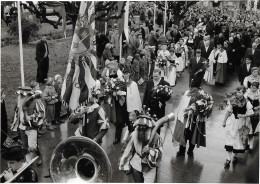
<box><xmin>175</xmin><ymin>42</ymin><xmax>185</xmax><ymax>78</ymax></box>
<box><xmin>243</xmin><ymin>67</ymin><xmax>260</xmax><ymax>89</ymax></box>
<box><xmin>204</xmin><ymin>47</ymin><xmax>215</xmax><ymax>83</ymax></box>
<box><xmin>244</xmin><ymin>82</ymin><xmax>260</xmax><ymax>151</ymax></box>
<box><xmin>222</xmin><ymin>86</ymin><xmax>253</xmax><ymax>168</ymax></box>
<box><xmin>157</xmin><ymin>44</ymin><xmax>170</xmax><ymax>78</ymax></box>
<box><xmin>165</xmin><ymin>48</ymin><xmax>178</xmax><ymax>86</ymax></box>
<box><xmin>215</xmin><ymin>42</ymin><xmax>228</xmax><ymax>85</ymax></box>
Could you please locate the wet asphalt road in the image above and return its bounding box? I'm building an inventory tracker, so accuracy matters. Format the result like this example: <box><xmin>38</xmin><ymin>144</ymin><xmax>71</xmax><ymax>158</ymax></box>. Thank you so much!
<box><xmin>1</xmin><ymin>70</ymin><xmax>259</xmax><ymax>183</ymax></box>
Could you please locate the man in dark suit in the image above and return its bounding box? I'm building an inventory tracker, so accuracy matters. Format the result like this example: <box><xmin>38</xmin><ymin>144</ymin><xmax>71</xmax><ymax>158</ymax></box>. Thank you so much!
<box><xmin>189</xmin><ymin>49</ymin><xmax>207</xmax><ymax>88</ymax></box>
<box><xmin>199</xmin><ymin>39</ymin><xmax>213</xmax><ymax>60</ymax></box>
<box><xmin>239</xmin><ymin>56</ymin><xmax>254</xmax><ymax>85</ymax></box>
<box><xmin>245</xmin><ymin>42</ymin><xmax>260</xmax><ymax>67</ymax></box>
<box><xmin>35</xmin><ymin>35</ymin><xmax>49</xmax><ymax>83</ymax></box>
<box><xmin>143</xmin><ymin>69</ymin><xmax>170</xmax><ymax>133</ymax></box>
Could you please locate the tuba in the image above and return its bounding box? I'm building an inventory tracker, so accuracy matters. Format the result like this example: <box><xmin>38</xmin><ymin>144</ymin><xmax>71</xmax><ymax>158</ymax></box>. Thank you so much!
<box><xmin>49</xmin><ymin>136</ymin><xmax>112</xmax><ymax>183</ymax></box>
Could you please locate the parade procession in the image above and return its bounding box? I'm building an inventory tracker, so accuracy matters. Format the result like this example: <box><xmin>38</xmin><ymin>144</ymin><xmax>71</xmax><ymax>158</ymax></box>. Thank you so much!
<box><xmin>1</xmin><ymin>0</ymin><xmax>260</xmax><ymax>183</ymax></box>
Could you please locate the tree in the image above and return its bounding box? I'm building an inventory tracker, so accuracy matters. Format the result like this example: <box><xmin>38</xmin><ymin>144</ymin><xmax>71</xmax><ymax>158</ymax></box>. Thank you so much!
<box><xmin>155</xmin><ymin>1</ymin><xmax>198</xmax><ymax>26</ymax></box>
<box><xmin>20</xmin><ymin>1</ymin><xmax>126</xmax><ymax>33</ymax></box>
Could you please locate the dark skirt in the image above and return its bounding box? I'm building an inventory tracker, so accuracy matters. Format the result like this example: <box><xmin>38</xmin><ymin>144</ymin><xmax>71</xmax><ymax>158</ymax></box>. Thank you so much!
<box><xmin>250</xmin><ymin>115</ymin><xmax>259</xmax><ymax>134</ymax></box>
<box><xmin>102</xmin><ymin>98</ymin><xmax>116</xmax><ymax>124</ymax></box>
<box><xmin>191</xmin><ymin>121</ymin><xmax>206</xmax><ymax>148</ymax></box>
<box><xmin>215</xmin><ymin>63</ymin><xmax>227</xmax><ymax>84</ymax></box>
<box><xmin>45</xmin><ymin>104</ymin><xmax>55</xmax><ymax>122</ymax></box>
<box><xmin>115</xmin><ymin>99</ymin><xmax>129</xmax><ymax>128</ymax></box>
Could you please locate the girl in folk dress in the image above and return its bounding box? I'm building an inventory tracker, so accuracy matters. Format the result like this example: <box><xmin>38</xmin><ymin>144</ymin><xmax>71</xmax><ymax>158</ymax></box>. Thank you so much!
<box><xmin>244</xmin><ymin>82</ymin><xmax>260</xmax><ymax>151</ymax></box>
<box><xmin>54</xmin><ymin>74</ymin><xmax>63</xmax><ymax>124</ymax></box>
<box><xmin>222</xmin><ymin>86</ymin><xmax>254</xmax><ymax>168</ymax></box>
<box><xmin>215</xmin><ymin>42</ymin><xmax>228</xmax><ymax>85</ymax></box>
<box><xmin>175</xmin><ymin>42</ymin><xmax>185</xmax><ymax>77</ymax></box>
<box><xmin>157</xmin><ymin>44</ymin><xmax>170</xmax><ymax>78</ymax></box>
<box><xmin>42</xmin><ymin>77</ymin><xmax>59</xmax><ymax>130</ymax></box>
<box><xmin>204</xmin><ymin>48</ymin><xmax>216</xmax><ymax>83</ymax></box>
<box><xmin>179</xmin><ymin>38</ymin><xmax>189</xmax><ymax>68</ymax></box>
<box><xmin>165</xmin><ymin>48</ymin><xmax>179</xmax><ymax>86</ymax></box>
<box><xmin>243</xmin><ymin>67</ymin><xmax>260</xmax><ymax>89</ymax></box>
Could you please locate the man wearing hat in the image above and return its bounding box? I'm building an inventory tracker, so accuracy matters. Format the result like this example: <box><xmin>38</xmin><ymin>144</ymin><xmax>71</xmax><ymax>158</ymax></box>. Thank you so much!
<box><xmin>1</xmin><ymin>146</ymin><xmax>38</xmax><ymax>182</ymax></box>
<box><xmin>239</xmin><ymin>56</ymin><xmax>255</xmax><ymax>85</ymax></box>
<box><xmin>119</xmin><ymin>114</ymin><xmax>163</xmax><ymax>182</ymax></box>
<box><xmin>68</xmin><ymin>84</ymin><xmax>109</xmax><ymax>144</ymax></box>
<box><xmin>189</xmin><ymin>49</ymin><xmax>207</xmax><ymax>88</ymax></box>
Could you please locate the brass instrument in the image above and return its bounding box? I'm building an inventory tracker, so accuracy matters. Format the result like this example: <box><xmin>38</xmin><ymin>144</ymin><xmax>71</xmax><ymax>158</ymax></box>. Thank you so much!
<box><xmin>49</xmin><ymin>136</ymin><xmax>112</xmax><ymax>183</ymax></box>
<box><xmin>0</xmin><ymin>156</ymin><xmax>39</xmax><ymax>183</ymax></box>
<box><xmin>148</xmin><ymin>113</ymin><xmax>175</xmax><ymax>146</ymax></box>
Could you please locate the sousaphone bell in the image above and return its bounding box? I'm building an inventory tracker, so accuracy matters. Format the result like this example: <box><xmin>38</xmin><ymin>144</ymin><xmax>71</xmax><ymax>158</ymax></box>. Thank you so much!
<box><xmin>49</xmin><ymin>136</ymin><xmax>112</xmax><ymax>183</ymax></box>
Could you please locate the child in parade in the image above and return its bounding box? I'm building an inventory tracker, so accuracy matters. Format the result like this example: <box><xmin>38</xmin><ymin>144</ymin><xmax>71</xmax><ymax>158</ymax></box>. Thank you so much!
<box><xmin>244</xmin><ymin>82</ymin><xmax>260</xmax><ymax>151</ymax></box>
<box><xmin>42</xmin><ymin>77</ymin><xmax>59</xmax><ymax>130</ymax></box>
<box><xmin>222</xmin><ymin>86</ymin><xmax>254</xmax><ymax>168</ymax></box>
<box><xmin>54</xmin><ymin>74</ymin><xmax>63</xmax><ymax>124</ymax></box>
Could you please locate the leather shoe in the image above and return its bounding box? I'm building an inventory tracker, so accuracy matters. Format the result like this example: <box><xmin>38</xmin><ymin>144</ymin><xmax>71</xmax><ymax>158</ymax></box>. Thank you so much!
<box><xmin>224</xmin><ymin>159</ymin><xmax>231</xmax><ymax>169</ymax></box>
<box><xmin>232</xmin><ymin>157</ymin><xmax>238</xmax><ymax>164</ymax></box>
<box><xmin>113</xmin><ymin>139</ymin><xmax>120</xmax><ymax>144</ymax></box>
<box><xmin>187</xmin><ymin>151</ymin><xmax>194</xmax><ymax>157</ymax></box>
<box><xmin>176</xmin><ymin>151</ymin><xmax>185</xmax><ymax>157</ymax></box>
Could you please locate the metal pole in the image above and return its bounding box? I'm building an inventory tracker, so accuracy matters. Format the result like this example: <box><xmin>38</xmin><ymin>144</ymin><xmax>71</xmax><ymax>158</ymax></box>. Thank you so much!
<box><xmin>153</xmin><ymin>3</ymin><xmax>156</xmax><ymax>30</ymax></box>
<box><xmin>164</xmin><ymin>0</ymin><xmax>167</xmax><ymax>36</ymax></box>
<box><xmin>119</xmin><ymin>34</ymin><xmax>122</xmax><ymax>62</ymax></box>
<box><xmin>17</xmin><ymin>1</ymin><xmax>25</xmax><ymax>86</ymax></box>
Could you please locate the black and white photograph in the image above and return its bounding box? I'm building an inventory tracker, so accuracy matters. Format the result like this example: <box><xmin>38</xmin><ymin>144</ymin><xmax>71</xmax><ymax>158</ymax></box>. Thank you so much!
<box><xmin>0</xmin><ymin>0</ymin><xmax>259</xmax><ymax>183</ymax></box>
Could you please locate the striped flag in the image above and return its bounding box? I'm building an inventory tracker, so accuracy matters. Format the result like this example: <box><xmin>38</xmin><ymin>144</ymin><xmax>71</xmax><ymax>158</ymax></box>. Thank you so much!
<box><xmin>61</xmin><ymin>1</ymin><xmax>97</xmax><ymax>111</ymax></box>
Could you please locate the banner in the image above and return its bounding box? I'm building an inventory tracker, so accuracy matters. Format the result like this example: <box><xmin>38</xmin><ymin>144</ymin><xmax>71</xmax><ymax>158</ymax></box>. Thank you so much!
<box><xmin>61</xmin><ymin>1</ymin><xmax>97</xmax><ymax>111</ymax></box>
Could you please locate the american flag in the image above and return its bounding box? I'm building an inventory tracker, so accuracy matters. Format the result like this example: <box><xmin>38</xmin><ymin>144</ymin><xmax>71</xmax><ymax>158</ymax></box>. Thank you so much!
<box><xmin>61</xmin><ymin>1</ymin><xmax>97</xmax><ymax>111</ymax></box>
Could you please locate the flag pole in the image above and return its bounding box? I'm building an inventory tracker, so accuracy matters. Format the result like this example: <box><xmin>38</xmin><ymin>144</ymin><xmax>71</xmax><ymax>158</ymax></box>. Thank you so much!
<box><xmin>153</xmin><ymin>3</ymin><xmax>156</xmax><ymax>30</ymax></box>
<box><xmin>119</xmin><ymin>34</ymin><xmax>122</xmax><ymax>62</ymax></box>
<box><xmin>164</xmin><ymin>0</ymin><xmax>167</xmax><ymax>36</ymax></box>
<box><xmin>17</xmin><ymin>1</ymin><xmax>25</xmax><ymax>87</ymax></box>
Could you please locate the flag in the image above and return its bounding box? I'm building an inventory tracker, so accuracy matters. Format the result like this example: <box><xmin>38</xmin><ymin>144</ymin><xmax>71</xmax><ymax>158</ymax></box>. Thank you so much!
<box><xmin>124</xmin><ymin>1</ymin><xmax>130</xmax><ymax>42</ymax></box>
<box><xmin>118</xmin><ymin>1</ymin><xmax>129</xmax><ymax>42</ymax></box>
<box><xmin>117</xmin><ymin>1</ymin><xmax>125</xmax><ymax>38</ymax></box>
<box><xmin>61</xmin><ymin>1</ymin><xmax>97</xmax><ymax>111</ymax></box>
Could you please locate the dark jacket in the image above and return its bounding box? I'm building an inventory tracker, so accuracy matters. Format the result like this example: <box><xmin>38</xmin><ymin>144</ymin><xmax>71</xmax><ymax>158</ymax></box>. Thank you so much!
<box><xmin>245</xmin><ymin>48</ymin><xmax>260</xmax><ymax>67</ymax></box>
<box><xmin>1</xmin><ymin>167</ymin><xmax>38</xmax><ymax>183</ymax></box>
<box><xmin>199</xmin><ymin>42</ymin><xmax>214</xmax><ymax>59</ymax></box>
<box><xmin>239</xmin><ymin>63</ymin><xmax>254</xmax><ymax>84</ymax></box>
<box><xmin>143</xmin><ymin>78</ymin><xmax>170</xmax><ymax>119</ymax></box>
<box><xmin>189</xmin><ymin>57</ymin><xmax>207</xmax><ymax>87</ymax></box>
<box><xmin>35</xmin><ymin>40</ymin><xmax>48</xmax><ymax>61</ymax></box>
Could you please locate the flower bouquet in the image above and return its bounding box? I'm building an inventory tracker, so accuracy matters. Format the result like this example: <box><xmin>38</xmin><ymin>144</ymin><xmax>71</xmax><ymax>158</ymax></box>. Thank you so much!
<box><xmin>103</xmin><ymin>77</ymin><xmax>126</xmax><ymax>105</ymax></box>
<box><xmin>157</xmin><ymin>59</ymin><xmax>167</xmax><ymax>70</ymax></box>
<box><xmin>188</xmin><ymin>89</ymin><xmax>214</xmax><ymax>118</ymax></box>
<box><xmin>151</xmin><ymin>85</ymin><xmax>173</xmax><ymax>102</ymax></box>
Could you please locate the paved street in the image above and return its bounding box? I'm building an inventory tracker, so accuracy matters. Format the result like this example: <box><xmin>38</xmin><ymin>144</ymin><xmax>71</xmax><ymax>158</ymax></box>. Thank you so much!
<box><xmin>1</xmin><ymin>70</ymin><xmax>258</xmax><ymax>183</ymax></box>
